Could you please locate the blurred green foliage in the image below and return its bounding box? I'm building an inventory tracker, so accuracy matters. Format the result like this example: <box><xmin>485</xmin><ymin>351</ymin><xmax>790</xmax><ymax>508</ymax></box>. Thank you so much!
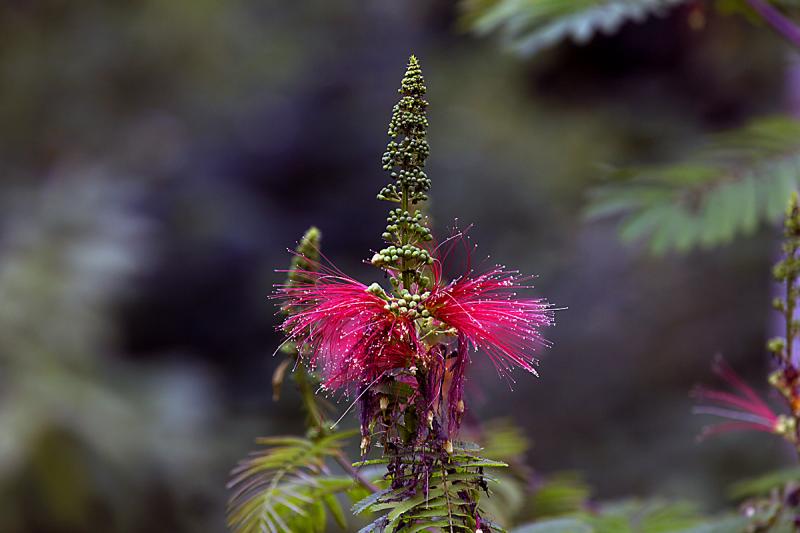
<box><xmin>460</xmin><ymin>0</ymin><xmax>689</xmax><ymax>56</ymax></box>
<box><xmin>586</xmin><ymin>116</ymin><xmax>800</xmax><ymax>254</ymax></box>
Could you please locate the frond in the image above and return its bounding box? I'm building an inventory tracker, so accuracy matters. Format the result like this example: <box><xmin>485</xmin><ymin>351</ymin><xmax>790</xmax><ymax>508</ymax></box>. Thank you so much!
<box><xmin>460</xmin><ymin>0</ymin><xmax>687</xmax><ymax>56</ymax></box>
<box><xmin>529</xmin><ymin>473</ymin><xmax>591</xmax><ymax>519</ymax></box>
<box><xmin>586</xmin><ymin>116</ymin><xmax>800</xmax><ymax>254</ymax></box>
<box><xmin>226</xmin><ymin>431</ymin><xmax>358</xmax><ymax>533</ymax></box>
<box><xmin>353</xmin><ymin>442</ymin><xmax>508</xmax><ymax>532</ymax></box>
<box><xmin>473</xmin><ymin>420</ymin><xmax>533</xmax><ymax>525</ymax></box>
<box><xmin>512</xmin><ymin>499</ymin><xmax>705</xmax><ymax>532</ymax></box>
<box><xmin>729</xmin><ymin>466</ymin><xmax>800</xmax><ymax>500</ymax></box>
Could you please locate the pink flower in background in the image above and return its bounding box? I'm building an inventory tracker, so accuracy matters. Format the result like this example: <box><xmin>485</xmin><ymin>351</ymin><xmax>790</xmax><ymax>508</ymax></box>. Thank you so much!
<box><xmin>278</xmin><ymin>265</ymin><xmax>418</xmax><ymax>391</ymax></box>
<box><xmin>692</xmin><ymin>356</ymin><xmax>783</xmax><ymax>439</ymax></box>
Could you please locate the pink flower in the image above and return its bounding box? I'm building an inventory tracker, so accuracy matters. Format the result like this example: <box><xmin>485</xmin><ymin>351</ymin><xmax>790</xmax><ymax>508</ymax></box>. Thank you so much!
<box><xmin>277</xmin><ymin>264</ymin><xmax>419</xmax><ymax>391</ymax></box>
<box><xmin>692</xmin><ymin>356</ymin><xmax>782</xmax><ymax>439</ymax></box>
<box><xmin>424</xmin><ymin>262</ymin><xmax>553</xmax><ymax>379</ymax></box>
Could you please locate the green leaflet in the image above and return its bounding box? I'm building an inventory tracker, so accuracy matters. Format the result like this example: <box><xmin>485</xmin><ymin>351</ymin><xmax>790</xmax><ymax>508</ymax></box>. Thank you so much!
<box><xmin>512</xmin><ymin>518</ymin><xmax>592</xmax><ymax>533</ymax></box>
<box><xmin>512</xmin><ymin>499</ymin><xmax>703</xmax><ymax>533</ymax></box>
<box><xmin>586</xmin><ymin>116</ymin><xmax>800</xmax><ymax>254</ymax></box>
<box><xmin>460</xmin><ymin>0</ymin><xmax>688</xmax><ymax>56</ymax></box>
<box><xmin>728</xmin><ymin>466</ymin><xmax>800</xmax><ymax>500</ymax></box>
<box><xmin>352</xmin><ymin>443</ymin><xmax>505</xmax><ymax>532</ymax></box>
<box><xmin>226</xmin><ymin>431</ymin><xmax>358</xmax><ymax>533</ymax></box>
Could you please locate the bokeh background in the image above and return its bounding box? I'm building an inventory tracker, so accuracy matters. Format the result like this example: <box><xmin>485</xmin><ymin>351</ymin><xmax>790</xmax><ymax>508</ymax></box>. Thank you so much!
<box><xmin>0</xmin><ymin>1</ymin><xmax>796</xmax><ymax>531</ymax></box>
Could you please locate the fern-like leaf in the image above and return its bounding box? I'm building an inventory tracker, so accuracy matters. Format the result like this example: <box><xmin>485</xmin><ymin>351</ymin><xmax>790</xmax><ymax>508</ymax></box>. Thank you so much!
<box><xmin>227</xmin><ymin>431</ymin><xmax>358</xmax><ymax>533</ymax></box>
<box><xmin>460</xmin><ymin>0</ymin><xmax>688</xmax><ymax>56</ymax></box>
<box><xmin>353</xmin><ymin>442</ymin><xmax>507</xmax><ymax>532</ymax></box>
<box><xmin>729</xmin><ymin>466</ymin><xmax>800</xmax><ymax>500</ymax></box>
<box><xmin>587</xmin><ymin>116</ymin><xmax>800</xmax><ymax>254</ymax></box>
<box><xmin>513</xmin><ymin>498</ymin><xmax>703</xmax><ymax>532</ymax></box>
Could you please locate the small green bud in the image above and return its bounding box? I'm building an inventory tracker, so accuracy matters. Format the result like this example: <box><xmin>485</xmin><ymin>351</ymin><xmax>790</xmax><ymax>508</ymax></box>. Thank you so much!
<box><xmin>768</xmin><ymin>337</ymin><xmax>786</xmax><ymax>354</ymax></box>
<box><xmin>366</xmin><ymin>282</ymin><xmax>387</xmax><ymax>298</ymax></box>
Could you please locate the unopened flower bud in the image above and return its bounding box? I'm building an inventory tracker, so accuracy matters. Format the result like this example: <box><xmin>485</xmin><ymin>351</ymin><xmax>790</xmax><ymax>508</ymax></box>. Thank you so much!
<box><xmin>768</xmin><ymin>337</ymin><xmax>786</xmax><ymax>355</ymax></box>
<box><xmin>427</xmin><ymin>411</ymin><xmax>434</xmax><ymax>429</ymax></box>
<box><xmin>366</xmin><ymin>282</ymin><xmax>386</xmax><ymax>297</ymax></box>
<box><xmin>360</xmin><ymin>436</ymin><xmax>370</xmax><ymax>455</ymax></box>
<box><xmin>457</xmin><ymin>400</ymin><xmax>465</xmax><ymax>414</ymax></box>
<box><xmin>775</xmin><ymin>414</ymin><xmax>796</xmax><ymax>440</ymax></box>
<box><xmin>444</xmin><ymin>440</ymin><xmax>453</xmax><ymax>454</ymax></box>
<box><xmin>379</xmin><ymin>396</ymin><xmax>389</xmax><ymax>411</ymax></box>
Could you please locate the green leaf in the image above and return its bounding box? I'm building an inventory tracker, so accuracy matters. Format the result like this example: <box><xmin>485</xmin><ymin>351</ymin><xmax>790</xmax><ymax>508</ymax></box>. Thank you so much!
<box><xmin>586</xmin><ymin>116</ymin><xmax>800</xmax><ymax>254</ymax></box>
<box><xmin>353</xmin><ymin>489</ymin><xmax>393</xmax><ymax>515</ymax></box>
<box><xmin>355</xmin><ymin>447</ymin><xmax>504</xmax><ymax>532</ymax></box>
<box><xmin>460</xmin><ymin>0</ymin><xmax>689</xmax><ymax>56</ymax></box>
<box><xmin>728</xmin><ymin>466</ymin><xmax>800</xmax><ymax>499</ymax></box>
<box><xmin>530</xmin><ymin>473</ymin><xmax>591</xmax><ymax>519</ymax></box>
<box><xmin>512</xmin><ymin>518</ymin><xmax>592</xmax><ymax>533</ymax></box>
<box><xmin>226</xmin><ymin>432</ymin><xmax>357</xmax><ymax>533</ymax></box>
<box><xmin>671</xmin><ymin>514</ymin><xmax>750</xmax><ymax>532</ymax></box>
<box><xmin>324</xmin><ymin>493</ymin><xmax>347</xmax><ymax>529</ymax></box>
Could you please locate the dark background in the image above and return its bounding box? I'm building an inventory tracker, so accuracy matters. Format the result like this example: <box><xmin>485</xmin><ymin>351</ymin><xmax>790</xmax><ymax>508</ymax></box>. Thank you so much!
<box><xmin>0</xmin><ymin>1</ymin><xmax>794</xmax><ymax>531</ymax></box>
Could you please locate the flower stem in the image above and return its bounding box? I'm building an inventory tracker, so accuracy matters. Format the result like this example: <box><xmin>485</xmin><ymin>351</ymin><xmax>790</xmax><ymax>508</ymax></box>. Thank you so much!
<box><xmin>746</xmin><ymin>0</ymin><xmax>800</xmax><ymax>49</ymax></box>
<box><xmin>295</xmin><ymin>366</ymin><xmax>379</xmax><ymax>493</ymax></box>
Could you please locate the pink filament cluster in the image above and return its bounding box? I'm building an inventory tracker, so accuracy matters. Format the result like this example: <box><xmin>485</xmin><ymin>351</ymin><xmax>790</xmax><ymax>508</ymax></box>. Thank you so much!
<box><xmin>278</xmin><ymin>268</ymin><xmax>418</xmax><ymax>390</ymax></box>
<box><xmin>426</xmin><ymin>267</ymin><xmax>553</xmax><ymax>379</ymax></box>
<box><xmin>277</xmin><ymin>251</ymin><xmax>553</xmax><ymax>393</ymax></box>
<box><xmin>692</xmin><ymin>357</ymin><xmax>780</xmax><ymax>438</ymax></box>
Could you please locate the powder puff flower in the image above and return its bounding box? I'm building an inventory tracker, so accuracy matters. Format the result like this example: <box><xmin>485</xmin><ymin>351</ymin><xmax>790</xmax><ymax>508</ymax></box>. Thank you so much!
<box><xmin>277</xmin><ymin>264</ymin><xmax>419</xmax><ymax>391</ymax></box>
<box><xmin>424</xmin><ymin>264</ymin><xmax>554</xmax><ymax>380</ymax></box>
<box><xmin>692</xmin><ymin>356</ymin><xmax>789</xmax><ymax>439</ymax></box>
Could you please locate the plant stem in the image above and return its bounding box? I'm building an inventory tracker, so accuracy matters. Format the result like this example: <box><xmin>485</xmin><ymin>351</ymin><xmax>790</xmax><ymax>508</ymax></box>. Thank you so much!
<box><xmin>295</xmin><ymin>366</ymin><xmax>379</xmax><ymax>493</ymax></box>
<box><xmin>334</xmin><ymin>453</ymin><xmax>380</xmax><ymax>493</ymax></box>
<box><xmin>786</xmin><ymin>265</ymin><xmax>795</xmax><ymax>366</ymax></box>
<box><xmin>295</xmin><ymin>364</ymin><xmax>324</xmax><ymax>427</ymax></box>
<box><xmin>401</xmin><ymin>184</ymin><xmax>412</xmax><ymax>292</ymax></box>
<box><xmin>746</xmin><ymin>0</ymin><xmax>800</xmax><ymax>49</ymax></box>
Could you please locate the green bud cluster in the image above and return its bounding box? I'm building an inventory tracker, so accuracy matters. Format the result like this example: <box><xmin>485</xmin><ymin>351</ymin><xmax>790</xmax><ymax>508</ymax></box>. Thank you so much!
<box><xmin>768</xmin><ymin>192</ymin><xmax>800</xmax><ymax>449</ymax></box>
<box><xmin>287</xmin><ymin>226</ymin><xmax>321</xmax><ymax>286</ymax></box>
<box><xmin>381</xmin><ymin>289</ymin><xmax>432</xmax><ymax>319</ymax></box>
<box><xmin>772</xmin><ymin>193</ymin><xmax>800</xmax><ymax>365</ymax></box>
<box><xmin>280</xmin><ymin>227</ymin><xmax>322</xmax><ymax>358</ymax></box>
<box><xmin>374</xmin><ymin>56</ymin><xmax>435</xmax><ymax>293</ymax></box>
<box><xmin>775</xmin><ymin>414</ymin><xmax>797</xmax><ymax>442</ymax></box>
<box><xmin>378</xmin><ymin>55</ymin><xmax>431</xmax><ymax>205</ymax></box>
<box><xmin>382</xmin><ymin>208</ymin><xmax>433</xmax><ymax>242</ymax></box>
<box><xmin>371</xmin><ymin>243</ymin><xmax>433</xmax><ymax>268</ymax></box>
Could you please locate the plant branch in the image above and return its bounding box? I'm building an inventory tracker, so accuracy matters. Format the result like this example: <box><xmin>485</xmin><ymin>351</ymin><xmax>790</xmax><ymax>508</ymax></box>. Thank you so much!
<box><xmin>746</xmin><ymin>0</ymin><xmax>800</xmax><ymax>48</ymax></box>
<box><xmin>294</xmin><ymin>365</ymin><xmax>379</xmax><ymax>493</ymax></box>
<box><xmin>334</xmin><ymin>453</ymin><xmax>380</xmax><ymax>493</ymax></box>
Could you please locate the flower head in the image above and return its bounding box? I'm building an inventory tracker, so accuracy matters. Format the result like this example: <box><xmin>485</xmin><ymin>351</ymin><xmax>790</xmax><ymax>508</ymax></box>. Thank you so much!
<box><xmin>425</xmin><ymin>264</ymin><xmax>553</xmax><ymax>380</ymax></box>
<box><xmin>692</xmin><ymin>356</ymin><xmax>789</xmax><ymax>440</ymax></box>
<box><xmin>278</xmin><ymin>263</ymin><xmax>419</xmax><ymax>391</ymax></box>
